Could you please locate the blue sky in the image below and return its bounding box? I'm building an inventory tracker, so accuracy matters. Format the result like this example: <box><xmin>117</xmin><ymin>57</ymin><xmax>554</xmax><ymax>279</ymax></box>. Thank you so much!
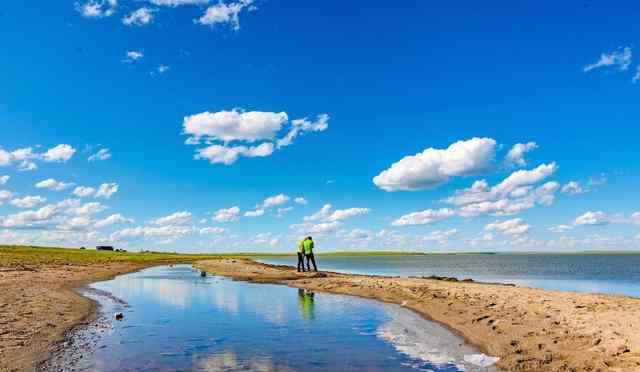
<box><xmin>1</xmin><ymin>0</ymin><xmax>640</xmax><ymax>252</ymax></box>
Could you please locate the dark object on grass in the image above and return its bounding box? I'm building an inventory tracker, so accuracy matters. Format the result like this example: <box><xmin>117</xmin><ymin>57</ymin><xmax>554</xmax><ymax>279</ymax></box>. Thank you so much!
<box><xmin>97</xmin><ymin>246</ymin><xmax>114</xmax><ymax>251</ymax></box>
<box><xmin>80</xmin><ymin>247</ymin><xmax>86</xmax><ymax>250</ymax></box>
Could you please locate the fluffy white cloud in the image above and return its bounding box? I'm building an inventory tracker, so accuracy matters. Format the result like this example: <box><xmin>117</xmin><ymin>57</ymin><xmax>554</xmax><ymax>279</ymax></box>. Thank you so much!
<box><xmin>88</xmin><ymin>148</ymin><xmax>112</xmax><ymax>162</ymax></box>
<box><xmin>75</xmin><ymin>0</ymin><xmax>118</xmax><ymax>18</ymax></box>
<box><xmin>504</xmin><ymin>142</ymin><xmax>537</xmax><ymax>168</ymax></box>
<box><xmin>123</xmin><ymin>50</ymin><xmax>144</xmax><ymax>63</ymax></box>
<box><xmin>631</xmin><ymin>212</ymin><xmax>640</xmax><ymax>225</ymax></box>
<box><xmin>0</xmin><ymin>176</ymin><xmax>9</xmax><ymax>185</ymax></box>
<box><xmin>184</xmin><ymin>109</ymin><xmax>329</xmax><ymax>165</ymax></box>
<box><xmin>633</xmin><ymin>66</ymin><xmax>640</xmax><ymax>84</ymax></box>
<box><xmin>491</xmin><ymin>163</ymin><xmax>557</xmax><ymax>196</ymax></box>
<box><xmin>195</xmin><ymin>0</ymin><xmax>254</xmax><ymax>30</ymax></box>
<box><xmin>111</xmin><ymin>225</ymin><xmax>194</xmax><ymax>241</ymax></box>
<box><xmin>0</xmin><ymin>190</ymin><xmax>13</xmax><ymax>204</ymax></box>
<box><xmin>184</xmin><ymin>109</ymin><xmax>287</xmax><ymax>142</ymax></box>
<box><xmin>304</xmin><ymin>204</ymin><xmax>370</xmax><ymax>223</ymax></box>
<box><xmin>195</xmin><ymin>143</ymin><xmax>274</xmax><ymax>165</ymax></box>
<box><xmin>95</xmin><ymin>183</ymin><xmax>119</xmax><ymax>199</ymax></box>
<box><xmin>213</xmin><ymin>206</ymin><xmax>240</xmax><ymax>222</ymax></box>
<box><xmin>391</xmin><ymin>208</ymin><xmax>454</xmax><ymax>227</ymax></box>
<box><xmin>294</xmin><ymin>197</ymin><xmax>308</xmax><ymax>205</ymax></box>
<box><xmin>0</xmin><ymin>204</ymin><xmax>60</xmax><ymax>228</ymax></box>
<box><xmin>73</xmin><ymin>186</ymin><xmax>96</xmax><ymax>198</ymax></box>
<box><xmin>244</xmin><ymin>209</ymin><xmax>265</xmax><ymax>217</ymax></box>
<box><xmin>123</xmin><ymin>7</ymin><xmax>156</xmax><ymax>26</ymax></box>
<box><xmin>150</xmin><ymin>0</ymin><xmax>209</xmax><ymax>6</ymax></box>
<box><xmin>58</xmin><ymin>216</ymin><xmax>93</xmax><ymax>231</ymax></box>
<box><xmin>10</xmin><ymin>196</ymin><xmax>46</xmax><ymax>209</ymax></box>
<box><xmin>292</xmin><ymin>221</ymin><xmax>342</xmax><ymax>236</ymax></box>
<box><xmin>485</xmin><ymin>218</ymin><xmax>531</xmax><ymax>236</ymax></box>
<box><xmin>262</xmin><ymin>194</ymin><xmax>290</xmax><ymax>208</ymax></box>
<box><xmin>574</xmin><ymin>211</ymin><xmax>609</xmax><ymax>226</ymax></box>
<box><xmin>152</xmin><ymin>211</ymin><xmax>192</xmax><ymax>226</ymax></box>
<box><xmin>373</xmin><ymin>137</ymin><xmax>497</xmax><ymax>191</ymax></box>
<box><xmin>95</xmin><ymin>214</ymin><xmax>134</xmax><ymax>228</ymax></box>
<box><xmin>36</xmin><ymin>178</ymin><xmax>75</xmax><ymax>191</ymax></box>
<box><xmin>42</xmin><ymin>144</ymin><xmax>76</xmax><ymax>163</ymax></box>
<box><xmin>584</xmin><ymin>46</ymin><xmax>632</xmax><ymax>72</ymax></box>
<box><xmin>67</xmin><ymin>202</ymin><xmax>107</xmax><ymax>216</ymax></box>
<box><xmin>561</xmin><ymin>181</ymin><xmax>585</xmax><ymax>195</ymax></box>
<box><xmin>0</xmin><ymin>151</ymin><xmax>9</xmax><ymax>167</ymax></box>
<box><xmin>457</xmin><ymin>198</ymin><xmax>535</xmax><ymax>218</ymax></box>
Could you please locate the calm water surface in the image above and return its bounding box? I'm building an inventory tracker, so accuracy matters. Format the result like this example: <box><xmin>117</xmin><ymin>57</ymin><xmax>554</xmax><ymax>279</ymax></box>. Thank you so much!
<box><xmin>258</xmin><ymin>254</ymin><xmax>640</xmax><ymax>297</ymax></box>
<box><xmin>49</xmin><ymin>265</ymin><xmax>498</xmax><ymax>372</ymax></box>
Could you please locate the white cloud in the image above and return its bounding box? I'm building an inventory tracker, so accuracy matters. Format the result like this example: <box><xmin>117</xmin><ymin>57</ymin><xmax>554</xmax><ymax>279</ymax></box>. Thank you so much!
<box><xmin>199</xmin><ymin>226</ymin><xmax>226</xmax><ymax>235</ymax></box>
<box><xmin>0</xmin><ymin>151</ymin><xmax>10</xmax><ymax>167</ymax></box>
<box><xmin>304</xmin><ymin>204</ymin><xmax>370</xmax><ymax>223</ymax></box>
<box><xmin>491</xmin><ymin>163</ymin><xmax>558</xmax><ymax>196</ymax></box>
<box><xmin>58</xmin><ymin>216</ymin><xmax>93</xmax><ymax>231</ymax></box>
<box><xmin>373</xmin><ymin>137</ymin><xmax>497</xmax><ymax>192</ymax></box>
<box><xmin>485</xmin><ymin>218</ymin><xmax>531</xmax><ymax>236</ymax></box>
<box><xmin>294</xmin><ymin>197</ymin><xmax>308</xmax><ymax>205</ymax></box>
<box><xmin>574</xmin><ymin>211</ymin><xmax>609</xmax><ymax>226</ymax></box>
<box><xmin>0</xmin><ymin>204</ymin><xmax>60</xmax><ymax>228</ymax></box>
<box><xmin>36</xmin><ymin>178</ymin><xmax>75</xmax><ymax>191</ymax></box>
<box><xmin>157</xmin><ymin>65</ymin><xmax>170</xmax><ymax>74</ymax></box>
<box><xmin>457</xmin><ymin>198</ymin><xmax>535</xmax><ymax>218</ymax></box>
<box><xmin>0</xmin><ymin>176</ymin><xmax>9</xmax><ymax>185</ymax></box>
<box><xmin>391</xmin><ymin>208</ymin><xmax>454</xmax><ymax>227</ymax></box>
<box><xmin>633</xmin><ymin>66</ymin><xmax>640</xmax><ymax>84</ymax></box>
<box><xmin>152</xmin><ymin>211</ymin><xmax>192</xmax><ymax>226</ymax></box>
<box><xmin>150</xmin><ymin>0</ymin><xmax>209</xmax><ymax>6</ymax></box>
<box><xmin>244</xmin><ymin>209</ymin><xmax>265</xmax><ymax>217</ymax></box>
<box><xmin>0</xmin><ymin>190</ymin><xmax>13</xmax><ymax>204</ymax></box>
<box><xmin>123</xmin><ymin>7</ymin><xmax>156</xmax><ymax>26</ymax></box>
<box><xmin>584</xmin><ymin>46</ymin><xmax>632</xmax><ymax>72</ymax></box>
<box><xmin>18</xmin><ymin>161</ymin><xmax>37</xmax><ymax>171</ymax></box>
<box><xmin>421</xmin><ymin>229</ymin><xmax>459</xmax><ymax>244</ymax></box>
<box><xmin>504</xmin><ymin>142</ymin><xmax>537</xmax><ymax>168</ymax></box>
<box><xmin>67</xmin><ymin>202</ymin><xmax>107</xmax><ymax>216</ymax></box>
<box><xmin>291</xmin><ymin>221</ymin><xmax>341</xmax><ymax>236</ymax></box>
<box><xmin>195</xmin><ymin>0</ymin><xmax>254</xmax><ymax>30</ymax></box>
<box><xmin>213</xmin><ymin>206</ymin><xmax>240</xmax><ymax>222</ymax></box>
<box><xmin>549</xmin><ymin>224</ymin><xmax>574</xmax><ymax>233</ymax></box>
<box><xmin>195</xmin><ymin>143</ymin><xmax>274</xmax><ymax>165</ymax></box>
<box><xmin>276</xmin><ymin>206</ymin><xmax>293</xmax><ymax>218</ymax></box>
<box><xmin>10</xmin><ymin>196</ymin><xmax>46</xmax><ymax>209</ymax></box>
<box><xmin>262</xmin><ymin>194</ymin><xmax>290</xmax><ymax>208</ymax></box>
<box><xmin>631</xmin><ymin>212</ymin><xmax>640</xmax><ymax>225</ymax></box>
<box><xmin>95</xmin><ymin>214</ymin><xmax>134</xmax><ymax>228</ymax></box>
<box><xmin>111</xmin><ymin>225</ymin><xmax>194</xmax><ymax>241</ymax></box>
<box><xmin>561</xmin><ymin>181</ymin><xmax>585</xmax><ymax>195</ymax></box>
<box><xmin>42</xmin><ymin>144</ymin><xmax>76</xmax><ymax>163</ymax></box>
<box><xmin>75</xmin><ymin>0</ymin><xmax>118</xmax><ymax>18</ymax></box>
<box><xmin>88</xmin><ymin>148</ymin><xmax>112</xmax><ymax>162</ymax></box>
<box><xmin>276</xmin><ymin>114</ymin><xmax>329</xmax><ymax>148</ymax></box>
<box><xmin>95</xmin><ymin>183</ymin><xmax>119</xmax><ymax>199</ymax></box>
<box><xmin>184</xmin><ymin>109</ymin><xmax>329</xmax><ymax>165</ymax></box>
<box><xmin>123</xmin><ymin>50</ymin><xmax>144</xmax><ymax>63</ymax></box>
<box><xmin>73</xmin><ymin>186</ymin><xmax>96</xmax><ymax>198</ymax></box>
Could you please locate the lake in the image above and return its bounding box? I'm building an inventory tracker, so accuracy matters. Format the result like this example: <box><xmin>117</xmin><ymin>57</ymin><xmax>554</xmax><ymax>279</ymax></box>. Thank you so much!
<box><xmin>257</xmin><ymin>254</ymin><xmax>640</xmax><ymax>298</ymax></box>
<box><xmin>45</xmin><ymin>265</ymin><xmax>499</xmax><ymax>371</ymax></box>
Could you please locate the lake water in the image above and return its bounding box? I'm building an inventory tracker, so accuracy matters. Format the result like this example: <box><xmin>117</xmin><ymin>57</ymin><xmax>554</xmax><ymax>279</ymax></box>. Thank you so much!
<box><xmin>46</xmin><ymin>265</ymin><xmax>499</xmax><ymax>371</ymax></box>
<box><xmin>258</xmin><ymin>254</ymin><xmax>640</xmax><ymax>298</ymax></box>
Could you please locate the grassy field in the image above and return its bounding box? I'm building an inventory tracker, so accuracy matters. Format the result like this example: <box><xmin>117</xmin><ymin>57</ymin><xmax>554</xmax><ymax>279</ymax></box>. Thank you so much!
<box><xmin>0</xmin><ymin>245</ymin><xmax>242</xmax><ymax>267</ymax></box>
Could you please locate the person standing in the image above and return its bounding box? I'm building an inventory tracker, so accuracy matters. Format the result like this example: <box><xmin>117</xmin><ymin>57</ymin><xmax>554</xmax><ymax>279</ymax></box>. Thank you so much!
<box><xmin>303</xmin><ymin>236</ymin><xmax>318</xmax><ymax>272</ymax></box>
<box><xmin>297</xmin><ymin>238</ymin><xmax>306</xmax><ymax>272</ymax></box>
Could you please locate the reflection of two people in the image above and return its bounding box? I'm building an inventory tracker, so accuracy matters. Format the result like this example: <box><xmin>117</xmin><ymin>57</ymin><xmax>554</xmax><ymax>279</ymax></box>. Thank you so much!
<box><xmin>297</xmin><ymin>289</ymin><xmax>315</xmax><ymax>320</ymax></box>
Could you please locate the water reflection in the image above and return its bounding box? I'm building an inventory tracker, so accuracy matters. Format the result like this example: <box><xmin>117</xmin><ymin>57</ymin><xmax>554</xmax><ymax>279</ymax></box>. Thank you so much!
<box><xmin>49</xmin><ymin>265</ymin><xmax>497</xmax><ymax>372</ymax></box>
<box><xmin>298</xmin><ymin>289</ymin><xmax>316</xmax><ymax>320</ymax></box>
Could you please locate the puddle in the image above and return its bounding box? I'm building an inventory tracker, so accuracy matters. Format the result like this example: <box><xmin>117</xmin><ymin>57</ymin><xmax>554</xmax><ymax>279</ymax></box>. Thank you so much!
<box><xmin>44</xmin><ymin>265</ymin><xmax>499</xmax><ymax>371</ymax></box>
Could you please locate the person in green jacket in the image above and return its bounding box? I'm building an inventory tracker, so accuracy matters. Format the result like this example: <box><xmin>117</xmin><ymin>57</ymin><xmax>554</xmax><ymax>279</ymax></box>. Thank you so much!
<box><xmin>303</xmin><ymin>236</ymin><xmax>318</xmax><ymax>272</ymax></box>
<box><xmin>297</xmin><ymin>238</ymin><xmax>306</xmax><ymax>272</ymax></box>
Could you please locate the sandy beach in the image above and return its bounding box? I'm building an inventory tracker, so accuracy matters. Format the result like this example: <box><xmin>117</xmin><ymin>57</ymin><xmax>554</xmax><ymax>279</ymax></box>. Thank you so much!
<box><xmin>197</xmin><ymin>259</ymin><xmax>640</xmax><ymax>372</ymax></box>
<box><xmin>0</xmin><ymin>262</ymin><xmax>154</xmax><ymax>372</ymax></box>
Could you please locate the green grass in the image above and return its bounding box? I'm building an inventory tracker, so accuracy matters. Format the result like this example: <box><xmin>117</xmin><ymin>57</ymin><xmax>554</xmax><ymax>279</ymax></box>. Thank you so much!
<box><xmin>0</xmin><ymin>245</ymin><xmax>241</xmax><ymax>267</ymax></box>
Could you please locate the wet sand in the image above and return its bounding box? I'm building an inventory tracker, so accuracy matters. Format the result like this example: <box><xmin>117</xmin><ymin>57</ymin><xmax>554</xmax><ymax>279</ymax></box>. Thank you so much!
<box><xmin>197</xmin><ymin>259</ymin><xmax>640</xmax><ymax>372</ymax></box>
<box><xmin>0</xmin><ymin>262</ymin><xmax>152</xmax><ymax>372</ymax></box>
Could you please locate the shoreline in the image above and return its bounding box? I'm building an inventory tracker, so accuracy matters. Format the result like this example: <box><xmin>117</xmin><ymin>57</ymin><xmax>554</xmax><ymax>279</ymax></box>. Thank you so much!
<box><xmin>197</xmin><ymin>258</ymin><xmax>640</xmax><ymax>372</ymax></box>
<box><xmin>0</xmin><ymin>262</ymin><xmax>157</xmax><ymax>372</ymax></box>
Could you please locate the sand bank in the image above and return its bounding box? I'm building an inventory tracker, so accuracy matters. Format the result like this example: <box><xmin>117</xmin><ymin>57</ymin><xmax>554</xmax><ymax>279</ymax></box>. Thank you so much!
<box><xmin>197</xmin><ymin>259</ymin><xmax>640</xmax><ymax>372</ymax></box>
<box><xmin>0</xmin><ymin>262</ymin><xmax>151</xmax><ymax>372</ymax></box>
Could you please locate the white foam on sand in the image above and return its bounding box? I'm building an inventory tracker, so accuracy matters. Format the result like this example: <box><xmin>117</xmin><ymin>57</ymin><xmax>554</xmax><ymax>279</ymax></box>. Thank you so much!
<box><xmin>376</xmin><ymin>305</ymin><xmax>500</xmax><ymax>371</ymax></box>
